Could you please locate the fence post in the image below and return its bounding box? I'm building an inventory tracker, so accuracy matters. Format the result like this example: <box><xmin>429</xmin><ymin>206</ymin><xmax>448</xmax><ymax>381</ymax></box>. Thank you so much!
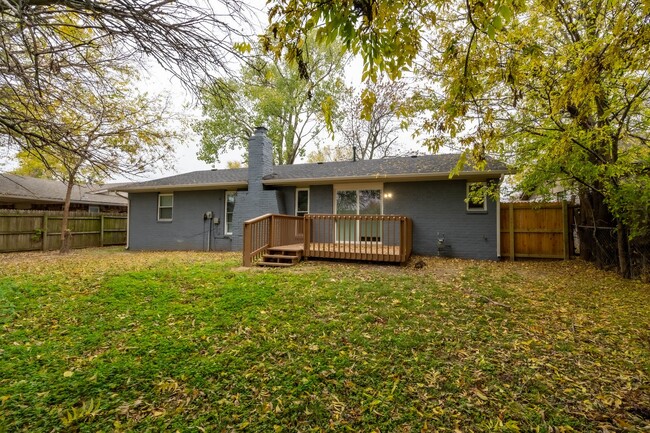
<box><xmin>562</xmin><ymin>200</ymin><xmax>570</xmax><ymax>260</ymax></box>
<box><xmin>509</xmin><ymin>203</ymin><xmax>515</xmax><ymax>261</ymax></box>
<box><xmin>100</xmin><ymin>215</ymin><xmax>105</xmax><ymax>247</ymax></box>
<box><xmin>42</xmin><ymin>214</ymin><xmax>48</xmax><ymax>251</ymax></box>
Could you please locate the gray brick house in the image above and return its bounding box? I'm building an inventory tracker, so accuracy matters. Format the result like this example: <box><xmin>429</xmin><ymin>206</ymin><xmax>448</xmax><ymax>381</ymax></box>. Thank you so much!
<box><xmin>117</xmin><ymin>127</ymin><xmax>508</xmax><ymax>259</ymax></box>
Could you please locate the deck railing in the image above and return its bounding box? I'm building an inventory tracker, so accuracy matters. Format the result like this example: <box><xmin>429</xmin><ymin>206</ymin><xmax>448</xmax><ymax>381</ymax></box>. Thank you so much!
<box><xmin>304</xmin><ymin>214</ymin><xmax>412</xmax><ymax>263</ymax></box>
<box><xmin>243</xmin><ymin>213</ymin><xmax>412</xmax><ymax>266</ymax></box>
<box><xmin>243</xmin><ymin>214</ymin><xmax>304</xmax><ymax>266</ymax></box>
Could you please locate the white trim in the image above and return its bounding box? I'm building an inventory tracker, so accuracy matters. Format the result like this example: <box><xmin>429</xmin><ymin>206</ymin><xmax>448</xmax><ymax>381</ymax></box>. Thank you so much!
<box><xmin>295</xmin><ymin>187</ymin><xmax>310</xmax><ymax>216</ymax></box>
<box><xmin>126</xmin><ymin>197</ymin><xmax>130</xmax><ymax>250</ymax></box>
<box><xmin>333</xmin><ymin>185</ymin><xmax>384</xmax><ymax>243</ymax></box>
<box><xmin>224</xmin><ymin>190</ymin><xmax>236</xmax><ymax>235</ymax></box>
<box><xmin>118</xmin><ymin>182</ymin><xmax>247</xmax><ymax>193</ymax></box>
<box><xmin>466</xmin><ymin>182</ymin><xmax>487</xmax><ymax>212</ymax></box>
<box><xmin>264</xmin><ymin>171</ymin><xmax>509</xmax><ymax>186</ymax></box>
<box><xmin>157</xmin><ymin>193</ymin><xmax>173</xmax><ymax>221</ymax></box>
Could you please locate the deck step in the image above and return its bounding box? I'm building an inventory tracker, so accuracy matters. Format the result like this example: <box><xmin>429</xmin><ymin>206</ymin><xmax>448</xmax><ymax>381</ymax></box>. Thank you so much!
<box><xmin>263</xmin><ymin>254</ymin><xmax>300</xmax><ymax>262</ymax></box>
<box><xmin>255</xmin><ymin>244</ymin><xmax>305</xmax><ymax>268</ymax></box>
<box><xmin>256</xmin><ymin>261</ymin><xmax>296</xmax><ymax>267</ymax></box>
<box><xmin>268</xmin><ymin>247</ymin><xmax>303</xmax><ymax>253</ymax></box>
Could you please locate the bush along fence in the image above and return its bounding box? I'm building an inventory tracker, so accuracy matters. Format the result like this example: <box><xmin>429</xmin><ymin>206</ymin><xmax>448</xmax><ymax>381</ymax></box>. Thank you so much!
<box><xmin>0</xmin><ymin>210</ymin><xmax>127</xmax><ymax>253</ymax></box>
<box><xmin>577</xmin><ymin>224</ymin><xmax>650</xmax><ymax>281</ymax></box>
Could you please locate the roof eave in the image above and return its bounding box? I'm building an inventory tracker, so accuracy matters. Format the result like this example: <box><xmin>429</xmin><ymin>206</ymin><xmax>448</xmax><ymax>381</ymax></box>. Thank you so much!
<box><xmin>115</xmin><ymin>182</ymin><xmax>248</xmax><ymax>193</ymax></box>
<box><xmin>262</xmin><ymin>170</ymin><xmax>509</xmax><ymax>186</ymax></box>
<box><xmin>0</xmin><ymin>195</ymin><xmax>127</xmax><ymax>206</ymax></box>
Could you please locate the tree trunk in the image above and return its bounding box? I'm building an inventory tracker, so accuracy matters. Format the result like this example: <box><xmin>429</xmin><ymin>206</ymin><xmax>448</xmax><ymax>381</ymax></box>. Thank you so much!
<box><xmin>60</xmin><ymin>179</ymin><xmax>74</xmax><ymax>254</ymax></box>
<box><xmin>617</xmin><ymin>221</ymin><xmax>630</xmax><ymax>278</ymax></box>
<box><xmin>578</xmin><ymin>187</ymin><xmax>617</xmax><ymax>270</ymax></box>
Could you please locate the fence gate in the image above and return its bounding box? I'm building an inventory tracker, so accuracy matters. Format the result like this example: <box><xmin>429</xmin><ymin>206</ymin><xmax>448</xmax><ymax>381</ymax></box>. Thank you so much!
<box><xmin>500</xmin><ymin>202</ymin><xmax>576</xmax><ymax>260</ymax></box>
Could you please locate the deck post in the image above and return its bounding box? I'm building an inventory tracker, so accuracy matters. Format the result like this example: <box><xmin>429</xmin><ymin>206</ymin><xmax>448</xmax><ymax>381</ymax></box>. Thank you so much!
<box><xmin>398</xmin><ymin>217</ymin><xmax>404</xmax><ymax>262</ymax></box>
<box><xmin>269</xmin><ymin>214</ymin><xmax>275</xmax><ymax>247</ymax></box>
<box><xmin>243</xmin><ymin>222</ymin><xmax>252</xmax><ymax>266</ymax></box>
<box><xmin>303</xmin><ymin>216</ymin><xmax>310</xmax><ymax>257</ymax></box>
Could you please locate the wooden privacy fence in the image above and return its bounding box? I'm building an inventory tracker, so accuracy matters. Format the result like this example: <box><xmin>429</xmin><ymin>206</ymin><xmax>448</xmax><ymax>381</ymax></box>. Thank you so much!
<box><xmin>0</xmin><ymin>211</ymin><xmax>127</xmax><ymax>253</ymax></box>
<box><xmin>500</xmin><ymin>202</ymin><xmax>576</xmax><ymax>260</ymax></box>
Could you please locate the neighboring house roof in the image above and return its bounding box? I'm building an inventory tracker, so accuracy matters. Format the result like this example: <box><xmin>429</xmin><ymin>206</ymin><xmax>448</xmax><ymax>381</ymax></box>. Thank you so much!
<box><xmin>0</xmin><ymin>173</ymin><xmax>128</xmax><ymax>206</ymax></box>
<box><xmin>117</xmin><ymin>154</ymin><xmax>508</xmax><ymax>192</ymax></box>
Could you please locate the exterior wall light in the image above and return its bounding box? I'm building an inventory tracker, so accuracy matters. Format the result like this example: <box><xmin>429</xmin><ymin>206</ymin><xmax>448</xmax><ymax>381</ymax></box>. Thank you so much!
<box><xmin>383</xmin><ymin>192</ymin><xmax>393</xmax><ymax>199</ymax></box>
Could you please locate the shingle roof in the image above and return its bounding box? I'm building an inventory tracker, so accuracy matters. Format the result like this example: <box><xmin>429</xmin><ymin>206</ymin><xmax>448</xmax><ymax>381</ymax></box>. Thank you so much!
<box><xmin>268</xmin><ymin>154</ymin><xmax>507</xmax><ymax>182</ymax></box>
<box><xmin>0</xmin><ymin>173</ymin><xmax>128</xmax><ymax>206</ymax></box>
<box><xmin>116</xmin><ymin>154</ymin><xmax>508</xmax><ymax>192</ymax></box>
<box><xmin>118</xmin><ymin>168</ymin><xmax>249</xmax><ymax>191</ymax></box>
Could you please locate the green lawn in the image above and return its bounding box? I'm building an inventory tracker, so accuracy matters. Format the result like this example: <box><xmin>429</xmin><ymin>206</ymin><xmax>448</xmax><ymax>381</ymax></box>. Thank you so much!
<box><xmin>1</xmin><ymin>249</ymin><xmax>649</xmax><ymax>432</ymax></box>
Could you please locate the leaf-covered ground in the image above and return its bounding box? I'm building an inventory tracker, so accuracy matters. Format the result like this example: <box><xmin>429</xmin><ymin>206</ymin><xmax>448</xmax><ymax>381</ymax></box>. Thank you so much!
<box><xmin>1</xmin><ymin>248</ymin><xmax>649</xmax><ymax>432</ymax></box>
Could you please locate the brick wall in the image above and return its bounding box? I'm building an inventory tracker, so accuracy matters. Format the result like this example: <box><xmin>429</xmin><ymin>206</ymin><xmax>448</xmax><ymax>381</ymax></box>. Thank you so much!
<box><xmin>128</xmin><ymin>190</ymin><xmax>232</xmax><ymax>251</ymax></box>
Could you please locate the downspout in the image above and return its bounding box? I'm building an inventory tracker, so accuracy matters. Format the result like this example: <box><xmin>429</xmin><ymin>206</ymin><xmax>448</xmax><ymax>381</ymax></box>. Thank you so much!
<box><xmin>496</xmin><ymin>175</ymin><xmax>502</xmax><ymax>258</ymax></box>
<box><xmin>126</xmin><ymin>196</ymin><xmax>130</xmax><ymax>250</ymax></box>
<box><xmin>116</xmin><ymin>192</ymin><xmax>130</xmax><ymax>250</ymax></box>
<box><xmin>207</xmin><ymin>216</ymin><xmax>212</xmax><ymax>252</ymax></box>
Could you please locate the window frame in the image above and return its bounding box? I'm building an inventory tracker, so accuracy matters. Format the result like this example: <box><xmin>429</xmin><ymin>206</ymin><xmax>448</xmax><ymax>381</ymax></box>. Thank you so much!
<box><xmin>333</xmin><ymin>184</ymin><xmax>384</xmax><ymax>243</ymax></box>
<box><xmin>333</xmin><ymin>183</ymin><xmax>384</xmax><ymax>215</ymax></box>
<box><xmin>295</xmin><ymin>188</ymin><xmax>310</xmax><ymax>217</ymax></box>
<box><xmin>157</xmin><ymin>193</ymin><xmax>173</xmax><ymax>221</ymax></box>
<box><xmin>225</xmin><ymin>190</ymin><xmax>236</xmax><ymax>235</ymax></box>
<box><xmin>466</xmin><ymin>182</ymin><xmax>488</xmax><ymax>212</ymax></box>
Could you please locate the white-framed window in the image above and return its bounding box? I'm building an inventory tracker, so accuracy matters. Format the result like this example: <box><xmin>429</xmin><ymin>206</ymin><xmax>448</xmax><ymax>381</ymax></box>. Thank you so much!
<box><xmin>88</xmin><ymin>205</ymin><xmax>100</xmax><ymax>214</ymax></box>
<box><xmin>225</xmin><ymin>191</ymin><xmax>236</xmax><ymax>235</ymax></box>
<box><xmin>466</xmin><ymin>182</ymin><xmax>487</xmax><ymax>212</ymax></box>
<box><xmin>295</xmin><ymin>188</ymin><xmax>309</xmax><ymax>217</ymax></box>
<box><xmin>158</xmin><ymin>193</ymin><xmax>173</xmax><ymax>221</ymax></box>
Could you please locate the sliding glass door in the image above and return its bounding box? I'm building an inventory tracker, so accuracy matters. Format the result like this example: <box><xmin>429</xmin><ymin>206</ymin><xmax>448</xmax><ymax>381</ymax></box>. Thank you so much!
<box><xmin>335</xmin><ymin>188</ymin><xmax>382</xmax><ymax>242</ymax></box>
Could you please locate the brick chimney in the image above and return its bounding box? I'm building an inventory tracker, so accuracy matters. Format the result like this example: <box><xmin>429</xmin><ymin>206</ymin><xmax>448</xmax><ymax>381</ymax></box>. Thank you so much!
<box><xmin>247</xmin><ymin>126</ymin><xmax>273</xmax><ymax>192</ymax></box>
<box><xmin>230</xmin><ymin>126</ymin><xmax>283</xmax><ymax>251</ymax></box>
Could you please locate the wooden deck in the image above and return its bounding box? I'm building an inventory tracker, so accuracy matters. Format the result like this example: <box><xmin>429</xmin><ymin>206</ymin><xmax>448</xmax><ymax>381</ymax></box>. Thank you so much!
<box><xmin>278</xmin><ymin>242</ymin><xmax>402</xmax><ymax>262</ymax></box>
<box><xmin>243</xmin><ymin>214</ymin><xmax>412</xmax><ymax>266</ymax></box>
<box><xmin>307</xmin><ymin>242</ymin><xmax>402</xmax><ymax>262</ymax></box>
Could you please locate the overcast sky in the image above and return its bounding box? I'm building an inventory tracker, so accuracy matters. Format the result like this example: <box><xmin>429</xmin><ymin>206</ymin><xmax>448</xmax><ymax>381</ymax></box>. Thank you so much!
<box><xmin>2</xmin><ymin>0</ymin><xmax>424</xmax><ymax>184</ymax></box>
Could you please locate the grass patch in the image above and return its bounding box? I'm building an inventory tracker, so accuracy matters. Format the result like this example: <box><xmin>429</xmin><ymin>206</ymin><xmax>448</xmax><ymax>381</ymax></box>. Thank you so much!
<box><xmin>1</xmin><ymin>249</ymin><xmax>649</xmax><ymax>432</ymax></box>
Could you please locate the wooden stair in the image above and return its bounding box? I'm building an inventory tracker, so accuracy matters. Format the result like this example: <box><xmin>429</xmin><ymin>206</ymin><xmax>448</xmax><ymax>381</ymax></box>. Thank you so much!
<box><xmin>256</xmin><ymin>244</ymin><xmax>303</xmax><ymax>267</ymax></box>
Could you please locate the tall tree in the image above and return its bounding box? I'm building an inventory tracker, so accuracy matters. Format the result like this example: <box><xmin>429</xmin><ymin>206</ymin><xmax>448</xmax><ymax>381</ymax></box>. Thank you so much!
<box><xmin>13</xmin><ymin>58</ymin><xmax>176</xmax><ymax>252</ymax></box>
<box><xmin>1</xmin><ymin>0</ymin><xmax>252</xmax><ymax>159</ymax></box>
<box><xmin>412</xmin><ymin>0</ymin><xmax>650</xmax><ymax>276</ymax></box>
<box><xmin>265</xmin><ymin>0</ymin><xmax>650</xmax><ymax>277</ymax></box>
<box><xmin>194</xmin><ymin>37</ymin><xmax>348</xmax><ymax>165</ymax></box>
<box><xmin>306</xmin><ymin>144</ymin><xmax>351</xmax><ymax>163</ymax></box>
<box><xmin>340</xmin><ymin>80</ymin><xmax>408</xmax><ymax>160</ymax></box>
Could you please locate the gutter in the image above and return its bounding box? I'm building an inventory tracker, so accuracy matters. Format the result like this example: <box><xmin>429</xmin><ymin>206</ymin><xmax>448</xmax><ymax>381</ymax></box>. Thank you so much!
<box><xmin>112</xmin><ymin>171</ymin><xmax>512</xmax><ymax>192</ymax></box>
<box><xmin>115</xmin><ymin>182</ymin><xmax>248</xmax><ymax>193</ymax></box>
<box><xmin>263</xmin><ymin>170</ymin><xmax>511</xmax><ymax>186</ymax></box>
